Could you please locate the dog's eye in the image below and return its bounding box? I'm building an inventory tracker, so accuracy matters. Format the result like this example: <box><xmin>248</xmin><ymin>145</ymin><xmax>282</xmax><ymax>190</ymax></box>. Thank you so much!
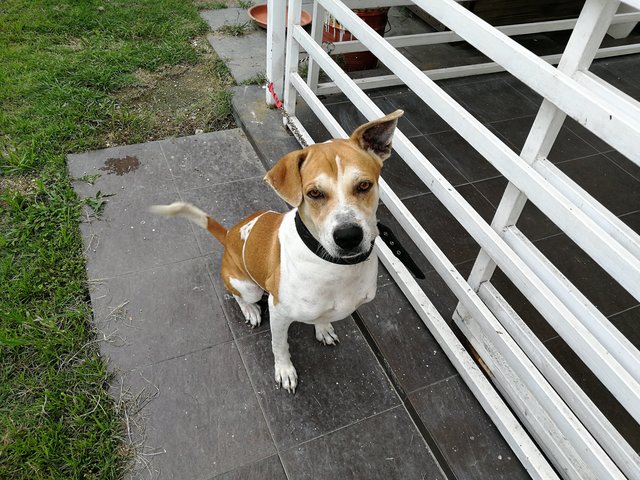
<box><xmin>357</xmin><ymin>181</ymin><xmax>373</xmax><ymax>192</ymax></box>
<box><xmin>307</xmin><ymin>189</ymin><xmax>324</xmax><ymax>199</ymax></box>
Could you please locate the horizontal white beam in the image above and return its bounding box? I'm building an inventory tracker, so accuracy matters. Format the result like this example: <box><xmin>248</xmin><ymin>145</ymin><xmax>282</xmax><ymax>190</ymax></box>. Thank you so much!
<box><xmin>534</xmin><ymin>157</ymin><xmax>640</xmax><ymax>261</ymax></box>
<box><xmin>314</xmin><ymin>44</ymin><xmax>640</xmax><ymax>95</ymax></box>
<box><xmin>573</xmin><ymin>70</ymin><xmax>640</xmax><ymax>124</ymax></box>
<box><xmin>292</xmin><ymin>22</ymin><xmax>640</xmax><ymax>423</ymax></box>
<box><xmin>502</xmin><ymin>225</ymin><xmax>640</xmax><ymax>382</ymax></box>
<box><xmin>329</xmin><ymin>11</ymin><xmax>640</xmax><ymax>54</ymax></box>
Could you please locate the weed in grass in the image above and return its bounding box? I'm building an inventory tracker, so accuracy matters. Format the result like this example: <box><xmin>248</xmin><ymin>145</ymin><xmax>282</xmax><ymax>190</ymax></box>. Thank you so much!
<box><xmin>237</xmin><ymin>0</ymin><xmax>254</xmax><ymax>9</ymax></box>
<box><xmin>241</xmin><ymin>72</ymin><xmax>267</xmax><ymax>86</ymax></box>
<box><xmin>217</xmin><ymin>21</ymin><xmax>254</xmax><ymax>36</ymax></box>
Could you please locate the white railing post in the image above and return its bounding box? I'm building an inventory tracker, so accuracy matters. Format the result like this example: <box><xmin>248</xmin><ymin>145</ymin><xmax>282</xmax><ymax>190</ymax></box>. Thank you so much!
<box><xmin>307</xmin><ymin>1</ymin><xmax>327</xmax><ymax>93</ymax></box>
<box><xmin>284</xmin><ymin>0</ymin><xmax>303</xmax><ymax>117</ymax></box>
<box><xmin>266</xmin><ymin>0</ymin><xmax>286</xmax><ymax>107</ymax></box>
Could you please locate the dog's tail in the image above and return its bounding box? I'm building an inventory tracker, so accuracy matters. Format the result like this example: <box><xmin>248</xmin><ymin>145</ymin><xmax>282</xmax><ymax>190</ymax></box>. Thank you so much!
<box><xmin>149</xmin><ymin>202</ymin><xmax>227</xmax><ymax>244</ymax></box>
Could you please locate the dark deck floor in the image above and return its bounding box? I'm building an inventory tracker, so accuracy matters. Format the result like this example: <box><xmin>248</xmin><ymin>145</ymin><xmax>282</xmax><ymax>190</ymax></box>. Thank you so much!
<box><xmin>67</xmin><ymin>13</ymin><xmax>640</xmax><ymax>480</ymax></box>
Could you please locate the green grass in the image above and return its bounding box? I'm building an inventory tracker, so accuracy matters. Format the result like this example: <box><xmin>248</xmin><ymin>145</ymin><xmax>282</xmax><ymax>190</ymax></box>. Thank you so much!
<box><xmin>0</xmin><ymin>1</ymin><xmax>226</xmax><ymax>478</ymax></box>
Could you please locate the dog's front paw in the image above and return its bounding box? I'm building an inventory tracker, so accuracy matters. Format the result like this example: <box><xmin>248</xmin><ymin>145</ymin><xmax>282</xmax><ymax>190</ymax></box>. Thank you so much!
<box><xmin>239</xmin><ymin>302</ymin><xmax>261</xmax><ymax>328</ymax></box>
<box><xmin>274</xmin><ymin>361</ymin><xmax>298</xmax><ymax>393</ymax></box>
<box><xmin>315</xmin><ymin>323</ymin><xmax>339</xmax><ymax>345</ymax></box>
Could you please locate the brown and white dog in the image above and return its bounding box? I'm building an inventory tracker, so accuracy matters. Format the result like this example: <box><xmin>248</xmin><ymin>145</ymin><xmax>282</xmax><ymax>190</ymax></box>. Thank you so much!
<box><xmin>151</xmin><ymin>110</ymin><xmax>403</xmax><ymax>393</ymax></box>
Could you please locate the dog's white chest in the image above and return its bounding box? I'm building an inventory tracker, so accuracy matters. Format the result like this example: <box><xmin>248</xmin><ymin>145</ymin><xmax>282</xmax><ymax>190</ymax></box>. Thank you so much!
<box><xmin>275</xmin><ymin>212</ymin><xmax>378</xmax><ymax>323</ymax></box>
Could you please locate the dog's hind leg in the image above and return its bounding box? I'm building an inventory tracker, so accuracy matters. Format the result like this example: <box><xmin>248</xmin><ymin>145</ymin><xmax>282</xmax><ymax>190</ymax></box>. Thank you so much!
<box><xmin>228</xmin><ymin>277</ymin><xmax>263</xmax><ymax>327</ymax></box>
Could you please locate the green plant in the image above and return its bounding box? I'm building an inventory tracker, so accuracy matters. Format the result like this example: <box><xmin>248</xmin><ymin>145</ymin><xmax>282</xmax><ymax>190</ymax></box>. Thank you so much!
<box><xmin>241</xmin><ymin>72</ymin><xmax>267</xmax><ymax>85</ymax></box>
<box><xmin>217</xmin><ymin>21</ymin><xmax>253</xmax><ymax>36</ymax></box>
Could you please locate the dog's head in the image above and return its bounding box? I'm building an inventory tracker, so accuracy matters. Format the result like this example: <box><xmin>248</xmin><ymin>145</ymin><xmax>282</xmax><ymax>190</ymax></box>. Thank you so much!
<box><xmin>265</xmin><ymin>110</ymin><xmax>403</xmax><ymax>260</ymax></box>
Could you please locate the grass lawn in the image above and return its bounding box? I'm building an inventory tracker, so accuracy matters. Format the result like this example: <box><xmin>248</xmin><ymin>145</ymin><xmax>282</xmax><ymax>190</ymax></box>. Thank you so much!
<box><xmin>0</xmin><ymin>1</ymin><xmax>236</xmax><ymax>477</ymax></box>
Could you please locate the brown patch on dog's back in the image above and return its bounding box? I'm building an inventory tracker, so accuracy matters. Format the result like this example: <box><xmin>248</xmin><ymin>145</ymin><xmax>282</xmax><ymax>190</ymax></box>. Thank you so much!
<box><xmin>222</xmin><ymin>211</ymin><xmax>284</xmax><ymax>304</ymax></box>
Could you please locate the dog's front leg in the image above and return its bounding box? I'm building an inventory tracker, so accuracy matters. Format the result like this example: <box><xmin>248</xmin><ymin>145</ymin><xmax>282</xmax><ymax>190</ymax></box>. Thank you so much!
<box><xmin>269</xmin><ymin>311</ymin><xmax>297</xmax><ymax>393</ymax></box>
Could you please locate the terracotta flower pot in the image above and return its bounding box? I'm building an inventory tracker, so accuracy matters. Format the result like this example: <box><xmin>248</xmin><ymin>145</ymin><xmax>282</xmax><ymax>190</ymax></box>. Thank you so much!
<box><xmin>322</xmin><ymin>8</ymin><xmax>390</xmax><ymax>72</ymax></box>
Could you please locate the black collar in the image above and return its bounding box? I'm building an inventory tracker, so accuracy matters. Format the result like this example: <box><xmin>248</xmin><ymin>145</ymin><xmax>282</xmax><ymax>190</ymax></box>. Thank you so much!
<box><xmin>294</xmin><ymin>211</ymin><xmax>375</xmax><ymax>265</ymax></box>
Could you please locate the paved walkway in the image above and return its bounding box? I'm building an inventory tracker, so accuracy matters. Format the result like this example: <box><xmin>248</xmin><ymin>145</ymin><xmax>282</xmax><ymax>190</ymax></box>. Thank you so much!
<box><xmin>68</xmin><ymin>123</ymin><xmax>526</xmax><ymax>479</ymax></box>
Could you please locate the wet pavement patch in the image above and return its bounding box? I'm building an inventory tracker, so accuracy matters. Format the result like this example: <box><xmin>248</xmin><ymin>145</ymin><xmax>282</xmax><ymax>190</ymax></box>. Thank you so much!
<box><xmin>100</xmin><ymin>155</ymin><xmax>140</xmax><ymax>176</ymax></box>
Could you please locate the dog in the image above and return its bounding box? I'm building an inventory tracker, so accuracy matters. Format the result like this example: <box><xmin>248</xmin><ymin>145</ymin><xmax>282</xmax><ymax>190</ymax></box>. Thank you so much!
<box><xmin>151</xmin><ymin>110</ymin><xmax>403</xmax><ymax>393</ymax></box>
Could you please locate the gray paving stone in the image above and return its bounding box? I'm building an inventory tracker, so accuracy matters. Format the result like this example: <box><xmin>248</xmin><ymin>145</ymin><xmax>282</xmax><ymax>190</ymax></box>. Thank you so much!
<box><xmin>160</xmin><ymin>129</ymin><xmax>264</xmax><ymax>191</ymax></box>
<box><xmin>357</xmin><ymin>282</ymin><xmax>457</xmax><ymax>394</ymax></box>
<box><xmin>207</xmin><ymin>32</ymin><xmax>266</xmax><ymax>84</ymax></box>
<box><xmin>280</xmin><ymin>406</ymin><xmax>446</xmax><ymax>480</ymax></box>
<box><xmin>124</xmin><ymin>342</ymin><xmax>275</xmax><ymax>480</ymax></box>
<box><xmin>409</xmin><ymin>376</ymin><xmax>530</xmax><ymax>480</ymax></box>
<box><xmin>230</xmin><ymin>85</ymin><xmax>300</xmax><ymax>170</ymax></box>
<box><xmin>179</xmin><ymin>177</ymin><xmax>286</xmax><ymax>255</ymax></box>
<box><xmin>236</xmin><ymin>319</ymin><xmax>400</xmax><ymax>450</ymax></box>
<box><xmin>80</xmin><ymin>190</ymin><xmax>201</xmax><ymax>279</ymax></box>
<box><xmin>68</xmin><ymin>141</ymin><xmax>174</xmax><ymax>201</ymax></box>
<box><xmin>211</xmin><ymin>455</ymin><xmax>287</xmax><ymax>480</ymax></box>
<box><xmin>91</xmin><ymin>257</ymin><xmax>232</xmax><ymax>371</ymax></box>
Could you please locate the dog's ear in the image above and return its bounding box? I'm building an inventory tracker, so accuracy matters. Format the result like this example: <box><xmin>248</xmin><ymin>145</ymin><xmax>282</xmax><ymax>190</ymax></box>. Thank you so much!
<box><xmin>351</xmin><ymin>109</ymin><xmax>404</xmax><ymax>162</ymax></box>
<box><xmin>264</xmin><ymin>149</ymin><xmax>308</xmax><ymax>207</ymax></box>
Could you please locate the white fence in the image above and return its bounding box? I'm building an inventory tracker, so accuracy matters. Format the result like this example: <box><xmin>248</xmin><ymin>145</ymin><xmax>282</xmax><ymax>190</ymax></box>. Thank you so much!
<box><xmin>266</xmin><ymin>1</ymin><xmax>640</xmax><ymax>478</ymax></box>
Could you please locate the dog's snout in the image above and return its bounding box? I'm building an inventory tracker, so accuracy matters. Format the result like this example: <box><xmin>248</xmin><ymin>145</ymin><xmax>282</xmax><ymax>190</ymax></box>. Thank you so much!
<box><xmin>333</xmin><ymin>224</ymin><xmax>364</xmax><ymax>251</ymax></box>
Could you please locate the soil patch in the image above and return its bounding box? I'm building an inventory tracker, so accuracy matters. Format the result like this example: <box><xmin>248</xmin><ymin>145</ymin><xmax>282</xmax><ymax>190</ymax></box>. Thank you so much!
<box><xmin>108</xmin><ymin>37</ymin><xmax>236</xmax><ymax>146</ymax></box>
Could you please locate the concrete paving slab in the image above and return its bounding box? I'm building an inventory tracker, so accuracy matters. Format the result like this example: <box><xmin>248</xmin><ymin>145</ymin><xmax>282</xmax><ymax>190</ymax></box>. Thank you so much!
<box><xmin>90</xmin><ymin>257</ymin><xmax>232</xmax><ymax>372</ymax></box>
<box><xmin>230</xmin><ymin>86</ymin><xmax>300</xmax><ymax>169</ymax></box>
<box><xmin>410</xmin><ymin>376</ymin><xmax>530</xmax><ymax>480</ymax></box>
<box><xmin>124</xmin><ymin>343</ymin><xmax>276</xmax><ymax>480</ymax></box>
<box><xmin>79</xmin><ymin>190</ymin><xmax>202</xmax><ymax>280</ymax></box>
<box><xmin>210</xmin><ymin>455</ymin><xmax>287</xmax><ymax>480</ymax></box>
<box><xmin>160</xmin><ymin>130</ymin><xmax>265</xmax><ymax>191</ymax></box>
<box><xmin>358</xmin><ymin>282</ymin><xmax>457</xmax><ymax>395</ymax></box>
<box><xmin>236</xmin><ymin>320</ymin><xmax>400</xmax><ymax>450</ymax></box>
<box><xmin>279</xmin><ymin>406</ymin><xmax>446</xmax><ymax>480</ymax></box>
<box><xmin>68</xmin><ymin>141</ymin><xmax>174</xmax><ymax>201</ymax></box>
<box><xmin>200</xmin><ymin>7</ymin><xmax>253</xmax><ymax>32</ymax></box>
<box><xmin>207</xmin><ymin>31</ymin><xmax>266</xmax><ymax>84</ymax></box>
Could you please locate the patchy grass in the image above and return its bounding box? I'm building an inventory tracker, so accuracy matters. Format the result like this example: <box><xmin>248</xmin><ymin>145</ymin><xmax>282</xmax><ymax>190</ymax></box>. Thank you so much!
<box><xmin>217</xmin><ymin>21</ymin><xmax>254</xmax><ymax>37</ymax></box>
<box><xmin>241</xmin><ymin>72</ymin><xmax>268</xmax><ymax>86</ymax></box>
<box><xmin>0</xmin><ymin>0</ymin><xmax>235</xmax><ymax>478</ymax></box>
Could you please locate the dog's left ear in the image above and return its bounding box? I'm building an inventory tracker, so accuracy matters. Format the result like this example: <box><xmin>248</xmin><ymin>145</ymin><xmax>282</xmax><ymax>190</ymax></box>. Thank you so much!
<box><xmin>351</xmin><ymin>109</ymin><xmax>404</xmax><ymax>162</ymax></box>
<box><xmin>264</xmin><ymin>149</ymin><xmax>308</xmax><ymax>207</ymax></box>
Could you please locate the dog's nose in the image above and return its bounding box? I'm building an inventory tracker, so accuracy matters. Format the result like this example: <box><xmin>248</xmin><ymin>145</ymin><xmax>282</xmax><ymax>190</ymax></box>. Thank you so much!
<box><xmin>333</xmin><ymin>224</ymin><xmax>364</xmax><ymax>251</ymax></box>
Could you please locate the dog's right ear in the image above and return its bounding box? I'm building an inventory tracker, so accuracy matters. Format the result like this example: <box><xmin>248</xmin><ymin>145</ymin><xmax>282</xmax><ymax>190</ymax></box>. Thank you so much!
<box><xmin>264</xmin><ymin>149</ymin><xmax>308</xmax><ymax>207</ymax></box>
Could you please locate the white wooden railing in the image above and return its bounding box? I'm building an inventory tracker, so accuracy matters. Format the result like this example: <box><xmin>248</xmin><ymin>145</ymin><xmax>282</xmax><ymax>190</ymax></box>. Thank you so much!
<box><xmin>266</xmin><ymin>1</ymin><xmax>640</xmax><ymax>478</ymax></box>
